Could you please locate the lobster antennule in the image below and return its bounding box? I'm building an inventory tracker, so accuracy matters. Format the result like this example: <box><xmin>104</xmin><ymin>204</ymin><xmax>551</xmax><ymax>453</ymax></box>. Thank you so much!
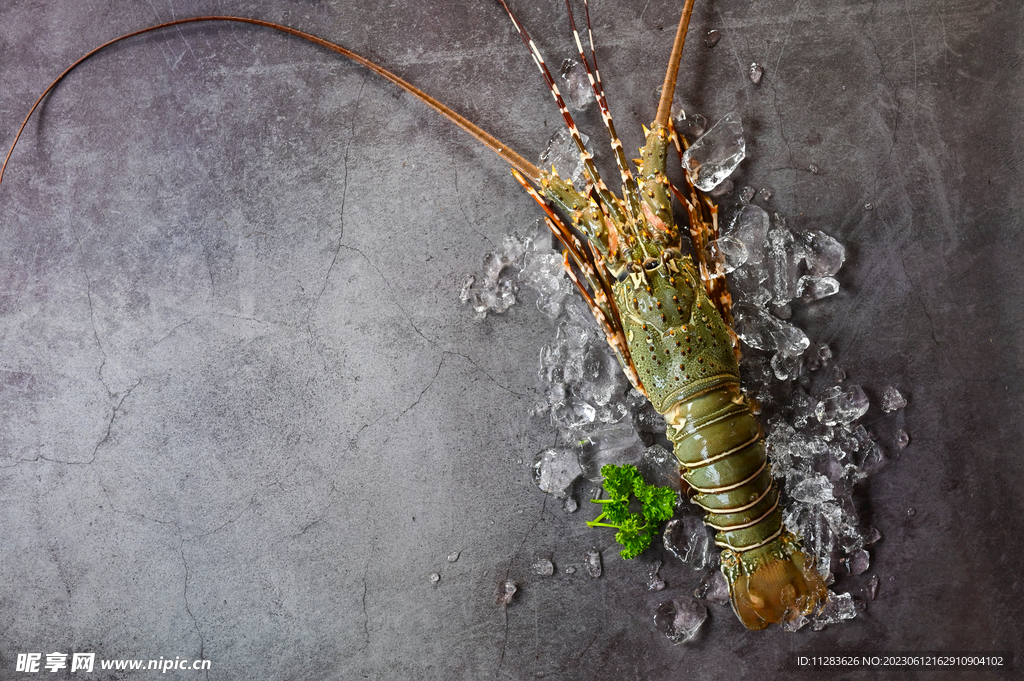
<box><xmin>563</xmin><ymin>0</ymin><xmax>642</xmax><ymax>216</ymax></box>
<box><xmin>497</xmin><ymin>0</ymin><xmax>636</xmax><ymax>233</ymax></box>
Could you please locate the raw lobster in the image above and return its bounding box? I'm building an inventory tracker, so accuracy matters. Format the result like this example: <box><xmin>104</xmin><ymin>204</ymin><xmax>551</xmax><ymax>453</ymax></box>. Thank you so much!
<box><xmin>1</xmin><ymin>0</ymin><xmax>826</xmax><ymax>629</ymax></box>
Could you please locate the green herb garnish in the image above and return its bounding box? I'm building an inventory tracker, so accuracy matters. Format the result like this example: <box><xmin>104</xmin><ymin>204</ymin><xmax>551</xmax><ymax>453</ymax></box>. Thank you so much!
<box><xmin>587</xmin><ymin>463</ymin><xmax>677</xmax><ymax>558</ymax></box>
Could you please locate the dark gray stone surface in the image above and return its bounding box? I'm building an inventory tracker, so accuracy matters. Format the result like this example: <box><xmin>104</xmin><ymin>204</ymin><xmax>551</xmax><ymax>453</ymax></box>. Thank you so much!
<box><xmin>1</xmin><ymin>1</ymin><xmax>1021</xmax><ymax>679</ymax></box>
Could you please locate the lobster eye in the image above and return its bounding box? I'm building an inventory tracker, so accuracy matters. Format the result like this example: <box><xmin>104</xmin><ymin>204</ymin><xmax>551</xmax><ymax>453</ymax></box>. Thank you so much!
<box><xmin>643</xmin><ymin>258</ymin><xmax>660</xmax><ymax>271</ymax></box>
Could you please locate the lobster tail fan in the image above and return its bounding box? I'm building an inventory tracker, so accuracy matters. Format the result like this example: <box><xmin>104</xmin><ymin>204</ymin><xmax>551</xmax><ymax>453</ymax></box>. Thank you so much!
<box><xmin>724</xmin><ymin>543</ymin><xmax>828</xmax><ymax>630</ymax></box>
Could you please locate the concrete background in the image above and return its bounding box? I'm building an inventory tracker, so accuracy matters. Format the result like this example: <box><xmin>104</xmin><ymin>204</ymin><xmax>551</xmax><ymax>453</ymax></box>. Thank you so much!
<box><xmin>1</xmin><ymin>0</ymin><xmax>1021</xmax><ymax>679</ymax></box>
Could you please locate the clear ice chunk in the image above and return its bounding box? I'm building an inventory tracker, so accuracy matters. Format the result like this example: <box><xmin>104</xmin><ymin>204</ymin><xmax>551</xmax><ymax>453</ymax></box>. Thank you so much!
<box><xmin>797</xmin><ymin>275</ymin><xmax>840</xmax><ymax>301</ymax></box>
<box><xmin>663</xmin><ymin>516</ymin><xmax>715</xmax><ymax>569</ymax></box>
<box><xmin>585</xmin><ymin>549</ymin><xmax>602</xmax><ymax>578</ymax></box>
<box><xmin>798</xmin><ymin>230</ymin><xmax>846</xmax><ymax>277</ymax></box>
<box><xmin>648</xmin><ymin>560</ymin><xmax>666</xmax><ymax>591</ymax></box>
<box><xmin>767</xmin><ymin>228</ymin><xmax>802</xmax><ymax>304</ymax></box>
<box><xmin>559</xmin><ymin>58</ymin><xmax>594</xmax><ymax>110</ymax></box>
<box><xmin>749</xmin><ymin>62</ymin><xmax>764</xmax><ymax>84</ymax></box>
<box><xmin>495</xmin><ymin>580</ymin><xmax>517</xmax><ymax>606</ymax></box>
<box><xmin>732</xmin><ymin>303</ymin><xmax>809</xmax><ymax>357</ymax></box>
<box><xmin>790</xmin><ymin>474</ymin><xmax>834</xmax><ymax>504</ymax></box>
<box><xmin>815</xmin><ymin>385</ymin><xmax>869</xmax><ymax>426</ymax></box>
<box><xmin>520</xmin><ymin>251</ymin><xmax>572</xmax><ymax>319</ymax></box>
<box><xmin>739</xmin><ymin>186</ymin><xmax>756</xmax><ymax>203</ymax></box>
<box><xmin>578</xmin><ymin>423</ymin><xmax>645</xmax><ymax>481</ymax></box>
<box><xmin>532</xmin><ymin>448</ymin><xmax>582</xmax><ymax>498</ymax></box>
<box><xmin>864</xmin><ymin>574</ymin><xmax>880</xmax><ymax>600</ymax></box>
<box><xmin>703</xmin><ymin>236</ymin><xmax>749</xmax><ymax>274</ymax></box>
<box><xmin>881</xmin><ymin>386</ymin><xmax>907</xmax><ymax>413</ymax></box>
<box><xmin>654</xmin><ymin>597</ymin><xmax>707</xmax><ymax>644</ymax></box>
<box><xmin>725</xmin><ymin>203</ymin><xmax>770</xmax><ymax>265</ymax></box>
<box><xmin>539</xmin><ymin>128</ymin><xmax>592</xmax><ymax>190</ymax></box>
<box><xmin>849</xmin><ymin>548</ymin><xmax>870</xmax><ymax>575</ymax></box>
<box><xmin>681</xmin><ymin>111</ymin><xmax>746</xmax><ymax>192</ymax></box>
<box><xmin>563</xmin><ymin>496</ymin><xmax>578</xmax><ymax>513</ymax></box>
<box><xmin>694</xmin><ymin>570</ymin><xmax>730</xmax><ymax>605</ymax></box>
<box><xmin>638</xmin><ymin>444</ymin><xmax>682</xmax><ymax>493</ymax></box>
<box><xmin>532</xmin><ymin>556</ymin><xmax>555</xmax><ymax>577</ymax></box>
<box><xmin>811</xmin><ymin>591</ymin><xmax>857</xmax><ymax>630</ymax></box>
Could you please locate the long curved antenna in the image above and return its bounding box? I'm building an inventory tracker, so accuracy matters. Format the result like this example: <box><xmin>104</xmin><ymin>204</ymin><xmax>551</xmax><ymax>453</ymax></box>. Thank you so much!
<box><xmin>654</xmin><ymin>0</ymin><xmax>696</xmax><ymax>129</ymax></box>
<box><xmin>1</xmin><ymin>16</ymin><xmax>541</xmax><ymax>186</ymax></box>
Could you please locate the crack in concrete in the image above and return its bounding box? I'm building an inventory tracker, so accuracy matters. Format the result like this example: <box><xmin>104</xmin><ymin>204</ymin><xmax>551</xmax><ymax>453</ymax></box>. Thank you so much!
<box><xmin>305</xmin><ymin>73</ymin><xmax>370</xmax><ymax>369</ymax></box>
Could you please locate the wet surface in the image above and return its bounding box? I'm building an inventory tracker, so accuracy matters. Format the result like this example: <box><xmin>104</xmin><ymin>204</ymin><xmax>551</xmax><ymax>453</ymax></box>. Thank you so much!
<box><xmin>1</xmin><ymin>1</ymin><xmax>1022</xmax><ymax>679</ymax></box>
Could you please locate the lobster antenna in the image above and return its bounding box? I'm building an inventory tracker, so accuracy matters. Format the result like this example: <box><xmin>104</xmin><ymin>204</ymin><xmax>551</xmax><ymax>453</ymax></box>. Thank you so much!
<box><xmin>654</xmin><ymin>0</ymin><xmax>697</xmax><ymax>129</ymax></box>
<box><xmin>564</xmin><ymin>0</ymin><xmax>641</xmax><ymax>217</ymax></box>
<box><xmin>0</xmin><ymin>16</ymin><xmax>541</xmax><ymax>186</ymax></box>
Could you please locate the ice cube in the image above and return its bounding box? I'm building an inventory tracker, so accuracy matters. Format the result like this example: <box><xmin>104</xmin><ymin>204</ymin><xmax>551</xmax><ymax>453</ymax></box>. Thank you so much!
<box><xmin>585</xmin><ymin>549</ymin><xmax>602</xmax><ymax>578</ymax></box>
<box><xmin>732</xmin><ymin>303</ymin><xmax>809</xmax><ymax>357</ymax></box>
<box><xmin>798</xmin><ymin>230</ymin><xmax>846</xmax><ymax>277</ymax></box>
<box><xmin>749</xmin><ymin>62</ymin><xmax>764</xmax><ymax>84</ymax></box>
<box><xmin>767</xmin><ymin>228</ymin><xmax>802</xmax><ymax>304</ymax></box>
<box><xmin>532</xmin><ymin>448</ymin><xmax>582</xmax><ymax>498</ymax></box>
<box><xmin>815</xmin><ymin>385</ymin><xmax>869</xmax><ymax>426</ymax></box>
<box><xmin>811</xmin><ymin>591</ymin><xmax>857</xmax><ymax>630</ymax></box>
<box><xmin>648</xmin><ymin>561</ymin><xmax>666</xmax><ymax>591</ymax></box>
<box><xmin>725</xmin><ymin>204</ymin><xmax>770</xmax><ymax>265</ymax></box>
<box><xmin>559</xmin><ymin>58</ymin><xmax>594</xmax><ymax>110</ymax></box>
<box><xmin>539</xmin><ymin>129</ymin><xmax>592</xmax><ymax>190</ymax></box>
<box><xmin>654</xmin><ymin>597</ymin><xmax>707</xmax><ymax>644</ymax></box>
<box><xmin>849</xmin><ymin>548</ymin><xmax>870</xmax><ymax>575</ymax></box>
<box><xmin>681</xmin><ymin>111</ymin><xmax>746</xmax><ymax>192</ymax></box>
<box><xmin>532</xmin><ymin>556</ymin><xmax>555</xmax><ymax>577</ymax></box>
<box><xmin>578</xmin><ymin>423</ymin><xmax>645</xmax><ymax>481</ymax></box>
<box><xmin>638</xmin><ymin>444</ymin><xmax>682</xmax><ymax>493</ymax></box>
<box><xmin>796</xmin><ymin>275</ymin><xmax>840</xmax><ymax>301</ymax></box>
<box><xmin>664</xmin><ymin>516</ymin><xmax>715</xmax><ymax>569</ymax></box>
<box><xmin>694</xmin><ymin>570</ymin><xmax>730</xmax><ymax>605</ymax></box>
<box><xmin>703</xmin><ymin>236</ymin><xmax>749</xmax><ymax>274</ymax></box>
<box><xmin>881</xmin><ymin>386</ymin><xmax>907</xmax><ymax>412</ymax></box>
<box><xmin>790</xmin><ymin>474</ymin><xmax>834</xmax><ymax>504</ymax></box>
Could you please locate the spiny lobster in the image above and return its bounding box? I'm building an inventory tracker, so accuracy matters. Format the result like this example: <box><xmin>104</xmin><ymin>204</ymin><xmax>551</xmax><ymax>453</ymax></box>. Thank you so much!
<box><xmin>1</xmin><ymin>0</ymin><xmax>826</xmax><ymax>629</ymax></box>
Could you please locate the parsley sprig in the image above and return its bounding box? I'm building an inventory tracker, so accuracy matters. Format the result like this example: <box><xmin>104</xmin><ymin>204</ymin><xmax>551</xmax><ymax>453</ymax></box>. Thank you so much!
<box><xmin>587</xmin><ymin>464</ymin><xmax>677</xmax><ymax>558</ymax></box>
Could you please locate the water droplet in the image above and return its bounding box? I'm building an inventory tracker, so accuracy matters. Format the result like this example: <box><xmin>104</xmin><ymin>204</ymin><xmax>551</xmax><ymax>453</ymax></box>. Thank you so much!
<box><xmin>808</xmin><ymin>163</ymin><xmax>820</xmax><ymax>174</ymax></box>
<box><xmin>705</xmin><ymin>29</ymin><xmax>721</xmax><ymax>47</ymax></box>
<box><xmin>864</xmin><ymin>202</ymin><xmax>874</xmax><ymax>210</ymax></box>
<box><xmin>565</xmin><ymin>566</ymin><xmax>577</xmax><ymax>575</ymax></box>
<box><xmin>907</xmin><ymin>508</ymin><xmax>916</xmax><ymax>516</ymax></box>
<box><xmin>447</xmin><ymin>551</ymin><xmax>460</xmax><ymax>563</ymax></box>
<box><xmin>428</xmin><ymin>573</ymin><xmax>441</xmax><ymax>584</ymax></box>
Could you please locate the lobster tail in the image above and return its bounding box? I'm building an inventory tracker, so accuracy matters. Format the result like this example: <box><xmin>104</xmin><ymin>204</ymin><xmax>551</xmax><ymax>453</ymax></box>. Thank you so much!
<box><xmin>721</xmin><ymin>534</ymin><xmax>827</xmax><ymax>630</ymax></box>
